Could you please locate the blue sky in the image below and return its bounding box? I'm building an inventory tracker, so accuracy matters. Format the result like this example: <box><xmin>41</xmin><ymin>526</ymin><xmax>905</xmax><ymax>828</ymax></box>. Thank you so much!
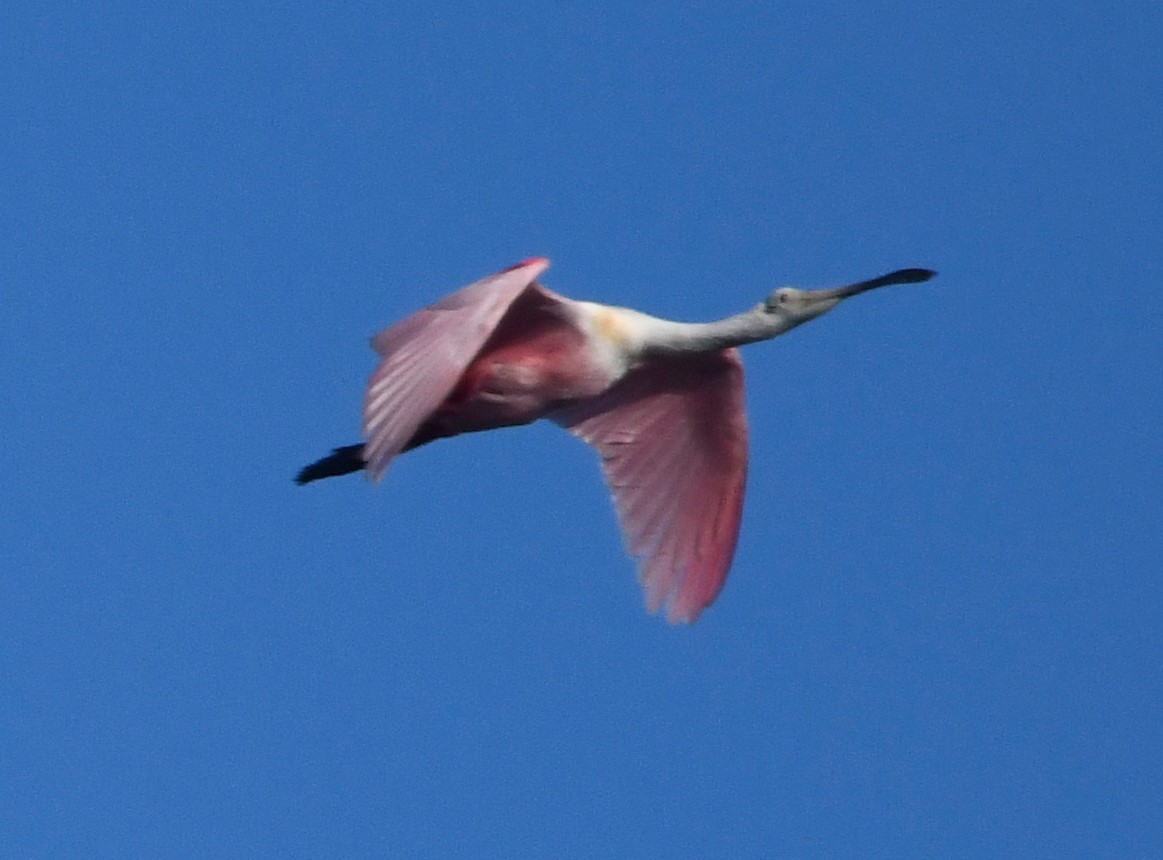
<box><xmin>3</xmin><ymin>2</ymin><xmax>1160</xmax><ymax>856</ymax></box>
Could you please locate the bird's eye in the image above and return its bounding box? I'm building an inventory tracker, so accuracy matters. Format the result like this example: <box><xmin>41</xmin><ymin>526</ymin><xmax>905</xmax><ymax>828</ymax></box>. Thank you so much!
<box><xmin>765</xmin><ymin>290</ymin><xmax>791</xmax><ymax>312</ymax></box>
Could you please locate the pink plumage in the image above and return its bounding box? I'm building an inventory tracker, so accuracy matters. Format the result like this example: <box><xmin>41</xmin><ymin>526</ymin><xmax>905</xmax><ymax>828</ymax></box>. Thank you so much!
<box><xmin>553</xmin><ymin>352</ymin><xmax>747</xmax><ymax>623</ymax></box>
<box><xmin>299</xmin><ymin>257</ymin><xmax>936</xmax><ymax>623</ymax></box>
<box><xmin>363</xmin><ymin>258</ymin><xmax>552</xmax><ymax>479</ymax></box>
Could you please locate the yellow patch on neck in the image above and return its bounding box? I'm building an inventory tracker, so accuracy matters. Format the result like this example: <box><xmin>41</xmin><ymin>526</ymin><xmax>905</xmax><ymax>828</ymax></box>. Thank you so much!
<box><xmin>591</xmin><ymin>306</ymin><xmax>632</xmax><ymax>349</ymax></box>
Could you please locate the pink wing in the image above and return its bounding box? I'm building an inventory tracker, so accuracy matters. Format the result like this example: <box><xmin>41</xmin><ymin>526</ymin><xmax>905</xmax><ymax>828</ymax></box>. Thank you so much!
<box><xmin>363</xmin><ymin>257</ymin><xmax>551</xmax><ymax>479</ymax></box>
<box><xmin>552</xmin><ymin>350</ymin><xmax>748</xmax><ymax>623</ymax></box>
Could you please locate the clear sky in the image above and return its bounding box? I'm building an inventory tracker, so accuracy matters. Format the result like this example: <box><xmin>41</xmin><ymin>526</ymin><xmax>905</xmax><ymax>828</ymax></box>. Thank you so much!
<box><xmin>3</xmin><ymin>2</ymin><xmax>1160</xmax><ymax>856</ymax></box>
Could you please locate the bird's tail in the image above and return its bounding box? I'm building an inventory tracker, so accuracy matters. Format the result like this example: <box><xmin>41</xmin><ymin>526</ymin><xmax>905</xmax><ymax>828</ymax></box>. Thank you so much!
<box><xmin>295</xmin><ymin>444</ymin><xmax>366</xmax><ymax>485</ymax></box>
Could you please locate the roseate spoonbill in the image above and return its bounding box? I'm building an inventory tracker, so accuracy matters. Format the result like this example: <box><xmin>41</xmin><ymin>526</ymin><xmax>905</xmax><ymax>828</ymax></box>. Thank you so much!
<box><xmin>298</xmin><ymin>257</ymin><xmax>935</xmax><ymax>622</ymax></box>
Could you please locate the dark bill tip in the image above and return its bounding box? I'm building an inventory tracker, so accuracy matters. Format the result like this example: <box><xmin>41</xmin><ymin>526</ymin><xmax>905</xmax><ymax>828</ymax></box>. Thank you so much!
<box><xmin>825</xmin><ymin>267</ymin><xmax>937</xmax><ymax>299</ymax></box>
<box><xmin>866</xmin><ymin>268</ymin><xmax>938</xmax><ymax>289</ymax></box>
<box><xmin>896</xmin><ymin>267</ymin><xmax>937</xmax><ymax>283</ymax></box>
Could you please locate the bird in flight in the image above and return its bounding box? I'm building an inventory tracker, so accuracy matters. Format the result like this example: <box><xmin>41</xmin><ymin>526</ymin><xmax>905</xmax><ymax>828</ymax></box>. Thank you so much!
<box><xmin>298</xmin><ymin>257</ymin><xmax>935</xmax><ymax>622</ymax></box>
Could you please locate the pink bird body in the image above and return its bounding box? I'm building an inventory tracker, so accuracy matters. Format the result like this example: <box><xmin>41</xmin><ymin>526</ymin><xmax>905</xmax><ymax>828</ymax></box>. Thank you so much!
<box><xmin>299</xmin><ymin>257</ymin><xmax>935</xmax><ymax>622</ymax></box>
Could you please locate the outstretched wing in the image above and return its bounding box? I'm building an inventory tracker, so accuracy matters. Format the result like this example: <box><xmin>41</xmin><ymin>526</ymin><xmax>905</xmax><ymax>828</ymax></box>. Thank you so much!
<box><xmin>363</xmin><ymin>257</ymin><xmax>550</xmax><ymax>479</ymax></box>
<box><xmin>552</xmin><ymin>350</ymin><xmax>748</xmax><ymax>623</ymax></box>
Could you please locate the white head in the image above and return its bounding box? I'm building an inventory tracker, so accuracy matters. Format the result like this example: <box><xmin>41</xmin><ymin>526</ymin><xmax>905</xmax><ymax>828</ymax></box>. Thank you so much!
<box><xmin>762</xmin><ymin>268</ymin><xmax>936</xmax><ymax>333</ymax></box>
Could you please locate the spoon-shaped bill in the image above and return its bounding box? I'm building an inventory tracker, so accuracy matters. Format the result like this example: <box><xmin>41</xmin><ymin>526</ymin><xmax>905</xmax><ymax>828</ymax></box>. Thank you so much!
<box><xmin>814</xmin><ymin>267</ymin><xmax>937</xmax><ymax>301</ymax></box>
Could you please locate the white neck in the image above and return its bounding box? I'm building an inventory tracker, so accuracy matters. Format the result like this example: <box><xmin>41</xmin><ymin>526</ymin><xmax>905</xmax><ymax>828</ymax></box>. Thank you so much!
<box><xmin>637</xmin><ymin>305</ymin><xmax>797</xmax><ymax>357</ymax></box>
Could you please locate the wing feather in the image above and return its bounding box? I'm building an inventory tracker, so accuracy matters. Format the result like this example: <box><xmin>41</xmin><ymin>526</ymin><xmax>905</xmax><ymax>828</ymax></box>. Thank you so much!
<box><xmin>552</xmin><ymin>350</ymin><xmax>748</xmax><ymax>623</ymax></box>
<box><xmin>362</xmin><ymin>258</ymin><xmax>550</xmax><ymax>479</ymax></box>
